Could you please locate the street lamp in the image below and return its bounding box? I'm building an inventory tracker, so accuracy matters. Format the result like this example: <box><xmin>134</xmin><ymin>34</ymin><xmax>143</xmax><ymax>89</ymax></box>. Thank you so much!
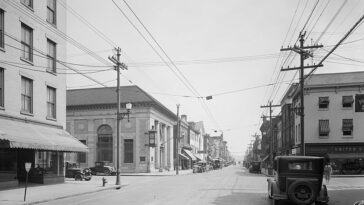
<box><xmin>115</xmin><ymin>102</ymin><xmax>132</xmax><ymax>185</ymax></box>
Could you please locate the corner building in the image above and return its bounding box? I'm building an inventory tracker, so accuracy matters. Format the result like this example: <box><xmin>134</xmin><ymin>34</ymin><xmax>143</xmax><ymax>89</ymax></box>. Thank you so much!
<box><xmin>66</xmin><ymin>86</ymin><xmax>176</xmax><ymax>173</ymax></box>
<box><xmin>0</xmin><ymin>0</ymin><xmax>87</xmax><ymax>189</ymax></box>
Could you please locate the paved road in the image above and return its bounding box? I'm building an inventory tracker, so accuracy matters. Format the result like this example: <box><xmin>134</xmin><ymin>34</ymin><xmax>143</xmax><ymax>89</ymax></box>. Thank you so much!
<box><xmin>44</xmin><ymin>166</ymin><xmax>364</xmax><ymax>205</ymax></box>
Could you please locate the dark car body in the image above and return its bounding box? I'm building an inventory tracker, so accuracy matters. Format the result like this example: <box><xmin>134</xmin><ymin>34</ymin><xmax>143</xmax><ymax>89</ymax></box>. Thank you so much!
<box><xmin>65</xmin><ymin>168</ymin><xmax>92</xmax><ymax>181</ymax></box>
<box><xmin>267</xmin><ymin>156</ymin><xmax>329</xmax><ymax>205</ymax></box>
<box><xmin>89</xmin><ymin>161</ymin><xmax>116</xmax><ymax>176</ymax></box>
<box><xmin>249</xmin><ymin>161</ymin><xmax>261</xmax><ymax>173</ymax></box>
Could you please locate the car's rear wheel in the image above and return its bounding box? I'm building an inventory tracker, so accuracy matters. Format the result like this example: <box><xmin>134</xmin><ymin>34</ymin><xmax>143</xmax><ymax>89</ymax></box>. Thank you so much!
<box><xmin>288</xmin><ymin>181</ymin><xmax>317</xmax><ymax>205</ymax></box>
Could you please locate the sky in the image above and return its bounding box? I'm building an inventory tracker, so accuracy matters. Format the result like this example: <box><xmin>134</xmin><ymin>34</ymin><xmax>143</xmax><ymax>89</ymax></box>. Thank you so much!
<box><xmin>64</xmin><ymin>0</ymin><xmax>364</xmax><ymax>158</ymax></box>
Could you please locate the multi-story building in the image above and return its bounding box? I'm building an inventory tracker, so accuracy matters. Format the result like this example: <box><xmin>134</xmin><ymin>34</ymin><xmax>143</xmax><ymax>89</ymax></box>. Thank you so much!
<box><xmin>0</xmin><ymin>1</ymin><xmax>87</xmax><ymax>189</ymax></box>
<box><xmin>66</xmin><ymin>86</ymin><xmax>176</xmax><ymax>173</ymax></box>
<box><xmin>283</xmin><ymin>71</ymin><xmax>364</xmax><ymax>173</ymax></box>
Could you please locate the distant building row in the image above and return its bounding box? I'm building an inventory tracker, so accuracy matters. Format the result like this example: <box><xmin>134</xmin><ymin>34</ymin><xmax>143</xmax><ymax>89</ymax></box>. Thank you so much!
<box><xmin>248</xmin><ymin>71</ymin><xmax>364</xmax><ymax>175</ymax></box>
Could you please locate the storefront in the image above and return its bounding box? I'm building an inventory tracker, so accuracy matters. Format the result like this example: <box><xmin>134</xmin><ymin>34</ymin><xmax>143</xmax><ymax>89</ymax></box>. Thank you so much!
<box><xmin>306</xmin><ymin>143</ymin><xmax>364</xmax><ymax>174</ymax></box>
<box><xmin>0</xmin><ymin>118</ymin><xmax>88</xmax><ymax>189</ymax></box>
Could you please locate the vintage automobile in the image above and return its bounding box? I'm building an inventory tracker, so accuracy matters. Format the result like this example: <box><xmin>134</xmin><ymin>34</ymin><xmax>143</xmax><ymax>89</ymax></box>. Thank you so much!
<box><xmin>65</xmin><ymin>162</ymin><xmax>92</xmax><ymax>181</ymax></box>
<box><xmin>249</xmin><ymin>161</ymin><xmax>261</xmax><ymax>173</ymax></box>
<box><xmin>89</xmin><ymin>161</ymin><xmax>116</xmax><ymax>176</ymax></box>
<box><xmin>267</xmin><ymin>156</ymin><xmax>329</xmax><ymax>205</ymax></box>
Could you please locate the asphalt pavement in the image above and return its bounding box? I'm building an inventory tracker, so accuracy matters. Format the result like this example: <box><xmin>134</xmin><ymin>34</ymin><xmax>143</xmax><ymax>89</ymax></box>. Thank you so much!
<box><xmin>1</xmin><ymin>166</ymin><xmax>364</xmax><ymax>205</ymax></box>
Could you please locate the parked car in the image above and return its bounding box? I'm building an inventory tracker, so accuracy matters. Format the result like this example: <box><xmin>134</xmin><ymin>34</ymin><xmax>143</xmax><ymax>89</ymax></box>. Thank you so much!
<box><xmin>89</xmin><ymin>161</ymin><xmax>116</xmax><ymax>176</ymax></box>
<box><xmin>249</xmin><ymin>161</ymin><xmax>261</xmax><ymax>173</ymax></box>
<box><xmin>65</xmin><ymin>162</ymin><xmax>92</xmax><ymax>181</ymax></box>
<box><xmin>267</xmin><ymin>156</ymin><xmax>329</xmax><ymax>205</ymax></box>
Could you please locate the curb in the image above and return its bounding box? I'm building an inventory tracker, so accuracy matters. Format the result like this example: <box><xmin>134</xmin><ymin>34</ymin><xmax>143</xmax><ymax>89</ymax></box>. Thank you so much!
<box><xmin>332</xmin><ymin>175</ymin><xmax>364</xmax><ymax>178</ymax></box>
<box><xmin>26</xmin><ymin>185</ymin><xmax>125</xmax><ymax>205</ymax></box>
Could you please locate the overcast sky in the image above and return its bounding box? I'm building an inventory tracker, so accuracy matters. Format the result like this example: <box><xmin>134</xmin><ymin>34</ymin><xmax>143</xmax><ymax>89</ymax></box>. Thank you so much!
<box><xmin>65</xmin><ymin>0</ymin><xmax>364</xmax><ymax>157</ymax></box>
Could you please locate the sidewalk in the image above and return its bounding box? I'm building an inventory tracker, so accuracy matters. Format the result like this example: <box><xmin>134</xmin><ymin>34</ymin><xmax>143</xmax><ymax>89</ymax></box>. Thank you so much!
<box><xmin>0</xmin><ymin>169</ymin><xmax>193</xmax><ymax>205</ymax></box>
<box><xmin>0</xmin><ymin>179</ymin><xmax>124</xmax><ymax>205</ymax></box>
<box><xmin>120</xmin><ymin>169</ymin><xmax>193</xmax><ymax>176</ymax></box>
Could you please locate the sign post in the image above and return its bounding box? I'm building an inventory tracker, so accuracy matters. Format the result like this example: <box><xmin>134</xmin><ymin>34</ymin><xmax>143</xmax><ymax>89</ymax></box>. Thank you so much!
<box><xmin>24</xmin><ymin>162</ymin><xmax>31</xmax><ymax>202</ymax></box>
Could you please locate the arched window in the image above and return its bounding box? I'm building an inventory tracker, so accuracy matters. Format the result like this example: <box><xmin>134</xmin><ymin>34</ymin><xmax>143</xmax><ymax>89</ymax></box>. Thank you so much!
<box><xmin>97</xmin><ymin>125</ymin><xmax>113</xmax><ymax>162</ymax></box>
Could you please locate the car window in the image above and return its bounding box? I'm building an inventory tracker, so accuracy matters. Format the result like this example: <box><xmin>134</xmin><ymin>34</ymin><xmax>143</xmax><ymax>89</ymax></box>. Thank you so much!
<box><xmin>288</xmin><ymin>162</ymin><xmax>313</xmax><ymax>171</ymax></box>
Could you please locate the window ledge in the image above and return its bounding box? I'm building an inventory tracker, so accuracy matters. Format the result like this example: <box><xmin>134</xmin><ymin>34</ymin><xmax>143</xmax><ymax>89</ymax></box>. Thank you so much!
<box><xmin>20</xmin><ymin>111</ymin><xmax>34</xmax><ymax>117</ymax></box>
<box><xmin>318</xmin><ymin>108</ymin><xmax>329</xmax><ymax>111</ymax></box>
<box><xmin>20</xmin><ymin>58</ymin><xmax>34</xmax><ymax>66</ymax></box>
<box><xmin>46</xmin><ymin>20</ymin><xmax>57</xmax><ymax>28</ymax></box>
<box><xmin>319</xmin><ymin>136</ymin><xmax>329</xmax><ymax>139</ymax></box>
<box><xmin>342</xmin><ymin>107</ymin><xmax>353</xmax><ymax>110</ymax></box>
<box><xmin>46</xmin><ymin>116</ymin><xmax>57</xmax><ymax>121</ymax></box>
<box><xmin>46</xmin><ymin>70</ymin><xmax>57</xmax><ymax>76</ymax></box>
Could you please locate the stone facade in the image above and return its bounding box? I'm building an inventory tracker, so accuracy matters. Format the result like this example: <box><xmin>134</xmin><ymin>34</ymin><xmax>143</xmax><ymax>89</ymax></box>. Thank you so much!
<box><xmin>66</xmin><ymin>86</ymin><xmax>176</xmax><ymax>173</ymax></box>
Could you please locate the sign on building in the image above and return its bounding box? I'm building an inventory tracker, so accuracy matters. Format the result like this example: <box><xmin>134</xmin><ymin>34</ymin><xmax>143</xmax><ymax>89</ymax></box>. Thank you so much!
<box><xmin>355</xmin><ymin>94</ymin><xmax>364</xmax><ymax>112</ymax></box>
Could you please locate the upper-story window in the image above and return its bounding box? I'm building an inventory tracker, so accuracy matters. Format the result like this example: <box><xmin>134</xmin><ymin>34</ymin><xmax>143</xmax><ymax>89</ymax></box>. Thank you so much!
<box><xmin>0</xmin><ymin>68</ymin><xmax>4</xmax><ymax>107</ymax></box>
<box><xmin>21</xmin><ymin>76</ymin><xmax>33</xmax><ymax>114</ymax></box>
<box><xmin>47</xmin><ymin>0</ymin><xmax>56</xmax><ymax>25</ymax></box>
<box><xmin>47</xmin><ymin>86</ymin><xmax>56</xmax><ymax>119</ymax></box>
<box><xmin>319</xmin><ymin>120</ymin><xmax>329</xmax><ymax>137</ymax></box>
<box><xmin>47</xmin><ymin>39</ymin><xmax>56</xmax><ymax>73</ymax></box>
<box><xmin>342</xmin><ymin>119</ymin><xmax>353</xmax><ymax>136</ymax></box>
<box><xmin>318</xmin><ymin>97</ymin><xmax>329</xmax><ymax>109</ymax></box>
<box><xmin>21</xmin><ymin>0</ymin><xmax>33</xmax><ymax>9</ymax></box>
<box><xmin>342</xmin><ymin>96</ymin><xmax>354</xmax><ymax>108</ymax></box>
<box><xmin>0</xmin><ymin>9</ymin><xmax>4</xmax><ymax>49</ymax></box>
<box><xmin>21</xmin><ymin>23</ymin><xmax>33</xmax><ymax>62</ymax></box>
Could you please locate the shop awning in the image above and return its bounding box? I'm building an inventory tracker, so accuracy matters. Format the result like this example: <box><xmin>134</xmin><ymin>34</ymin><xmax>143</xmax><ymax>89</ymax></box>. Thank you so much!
<box><xmin>179</xmin><ymin>153</ymin><xmax>189</xmax><ymax>160</ymax></box>
<box><xmin>262</xmin><ymin>155</ymin><xmax>270</xmax><ymax>162</ymax></box>
<box><xmin>328</xmin><ymin>153</ymin><xmax>364</xmax><ymax>159</ymax></box>
<box><xmin>183</xmin><ymin>149</ymin><xmax>198</xmax><ymax>161</ymax></box>
<box><xmin>194</xmin><ymin>155</ymin><xmax>203</xmax><ymax>161</ymax></box>
<box><xmin>0</xmin><ymin>118</ymin><xmax>88</xmax><ymax>152</ymax></box>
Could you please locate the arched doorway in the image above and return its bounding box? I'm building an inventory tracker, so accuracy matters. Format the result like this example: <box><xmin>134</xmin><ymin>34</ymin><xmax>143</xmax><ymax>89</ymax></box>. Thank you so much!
<box><xmin>97</xmin><ymin>125</ymin><xmax>113</xmax><ymax>162</ymax></box>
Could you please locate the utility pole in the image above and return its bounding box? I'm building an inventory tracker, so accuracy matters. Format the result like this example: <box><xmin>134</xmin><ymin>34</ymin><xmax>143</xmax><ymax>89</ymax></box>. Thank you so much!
<box><xmin>108</xmin><ymin>48</ymin><xmax>127</xmax><ymax>185</ymax></box>
<box><xmin>280</xmin><ymin>32</ymin><xmax>323</xmax><ymax>156</ymax></box>
<box><xmin>175</xmin><ymin>104</ymin><xmax>180</xmax><ymax>175</ymax></box>
<box><xmin>261</xmin><ymin>101</ymin><xmax>280</xmax><ymax>166</ymax></box>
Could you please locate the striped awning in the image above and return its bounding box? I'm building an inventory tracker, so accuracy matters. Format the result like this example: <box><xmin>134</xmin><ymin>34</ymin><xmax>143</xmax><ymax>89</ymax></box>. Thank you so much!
<box><xmin>0</xmin><ymin>118</ymin><xmax>88</xmax><ymax>152</ymax></box>
<box><xmin>183</xmin><ymin>149</ymin><xmax>198</xmax><ymax>161</ymax></box>
<box><xmin>179</xmin><ymin>153</ymin><xmax>189</xmax><ymax>160</ymax></box>
<box><xmin>319</xmin><ymin>120</ymin><xmax>330</xmax><ymax>133</ymax></box>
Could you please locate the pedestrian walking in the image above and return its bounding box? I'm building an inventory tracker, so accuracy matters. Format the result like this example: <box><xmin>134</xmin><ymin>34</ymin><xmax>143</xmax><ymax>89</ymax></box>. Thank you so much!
<box><xmin>324</xmin><ymin>163</ymin><xmax>332</xmax><ymax>184</ymax></box>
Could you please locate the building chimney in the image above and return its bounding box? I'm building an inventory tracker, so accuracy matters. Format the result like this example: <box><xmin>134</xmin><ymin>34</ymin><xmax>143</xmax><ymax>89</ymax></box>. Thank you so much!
<box><xmin>181</xmin><ymin>115</ymin><xmax>187</xmax><ymax>122</ymax></box>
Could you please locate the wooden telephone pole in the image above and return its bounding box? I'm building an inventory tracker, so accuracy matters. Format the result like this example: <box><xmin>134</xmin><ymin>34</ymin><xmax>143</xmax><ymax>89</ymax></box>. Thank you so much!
<box><xmin>280</xmin><ymin>31</ymin><xmax>323</xmax><ymax>156</ymax></box>
<box><xmin>261</xmin><ymin>101</ymin><xmax>280</xmax><ymax>164</ymax></box>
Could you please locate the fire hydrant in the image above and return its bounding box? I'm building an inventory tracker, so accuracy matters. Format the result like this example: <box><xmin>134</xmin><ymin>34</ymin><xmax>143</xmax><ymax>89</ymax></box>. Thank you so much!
<box><xmin>102</xmin><ymin>177</ymin><xmax>107</xmax><ymax>187</ymax></box>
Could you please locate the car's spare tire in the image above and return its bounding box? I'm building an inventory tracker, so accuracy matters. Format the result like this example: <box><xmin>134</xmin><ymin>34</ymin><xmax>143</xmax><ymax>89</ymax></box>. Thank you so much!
<box><xmin>287</xmin><ymin>181</ymin><xmax>317</xmax><ymax>205</ymax></box>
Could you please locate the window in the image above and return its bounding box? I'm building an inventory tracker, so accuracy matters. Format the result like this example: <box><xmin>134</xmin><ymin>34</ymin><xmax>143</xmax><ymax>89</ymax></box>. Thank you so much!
<box><xmin>47</xmin><ymin>0</ymin><xmax>56</xmax><ymax>25</ymax></box>
<box><xmin>78</xmin><ymin>140</ymin><xmax>86</xmax><ymax>163</ymax></box>
<box><xmin>21</xmin><ymin>0</ymin><xmax>33</xmax><ymax>9</ymax></box>
<box><xmin>21</xmin><ymin>76</ymin><xmax>33</xmax><ymax>113</ymax></box>
<box><xmin>342</xmin><ymin>119</ymin><xmax>353</xmax><ymax>136</ymax></box>
<box><xmin>288</xmin><ymin>162</ymin><xmax>313</xmax><ymax>171</ymax></box>
<box><xmin>319</xmin><ymin>97</ymin><xmax>329</xmax><ymax>109</ymax></box>
<box><xmin>0</xmin><ymin>68</ymin><xmax>3</xmax><ymax>107</ymax></box>
<box><xmin>0</xmin><ymin>9</ymin><xmax>4</xmax><ymax>49</ymax></box>
<box><xmin>21</xmin><ymin>23</ymin><xmax>33</xmax><ymax>62</ymax></box>
<box><xmin>46</xmin><ymin>39</ymin><xmax>56</xmax><ymax>73</ymax></box>
<box><xmin>47</xmin><ymin>86</ymin><xmax>56</xmax><ymax>118</ymax></box>
<box><xmin>124</xmin><ymin>139</ymin><xmax>133</xmax><ymax>163</ymax></box>
<box><xmin>319</xmin><ymin>120</ymin><xmax>329</xmax><ymax>137</ymax></box>
<box><xmin>342</xmin><ymin>96</ymin><xmax>354</xmax><ymax>108</ymax></box>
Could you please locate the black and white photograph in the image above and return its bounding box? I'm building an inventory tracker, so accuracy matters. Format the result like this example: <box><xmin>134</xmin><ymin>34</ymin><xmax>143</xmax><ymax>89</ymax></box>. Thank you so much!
<box><xmin>1</xmin><ymin>0</ymin><xmax>364</xmax><ymax>204</ymax></box>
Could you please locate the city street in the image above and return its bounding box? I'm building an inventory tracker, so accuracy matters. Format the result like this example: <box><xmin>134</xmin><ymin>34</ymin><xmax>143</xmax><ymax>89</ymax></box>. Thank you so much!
<box><xmin>41</xmin><ymin>166</ymin><xmax>364</xmax><ymax>205</ymax></box>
